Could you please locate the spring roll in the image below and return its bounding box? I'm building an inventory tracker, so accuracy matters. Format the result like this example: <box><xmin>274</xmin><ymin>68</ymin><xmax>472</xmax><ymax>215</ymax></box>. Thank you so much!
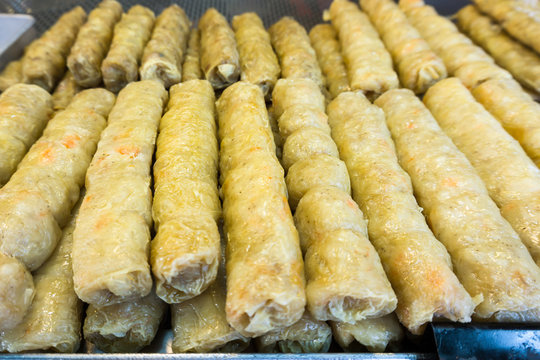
<box><xmin>51</xmin><ymin>71</ymin><xmax>81</xmax><ymax>112</ymax></box>
<box><xmin>424</xmin><ymin>78</ymin><xmax>540</xmax><ymax>266</ymax></box>
<box><xmin>217</xmin><ymin>82</ymin><xmax>306</xmax><ymax>337</ymax></box>
<box><xmin>0</xmin><ymin>84</ymin><xmax>53</xmax><ymax>186</ymax></box>
<box><xmin>182</xmin><ymin>29</ymin><xmax>202</xmax><ymax>81</ymax></box>
<box><xmin>295</xmin><ymin>186</ymin><xmax>397</xmax><ymax>322</ymax></box>
<box><xmin>0</xmin><ymin>89</ymin><xmax>114</xmax><ymax>271</ymax></box>
<box><xmin>331</xmin><ymin>314</ymin><xmax>403</xmax><ymax>353</ymax></box>
<box><xmin>0</xmin><ymin>60</ymin><xmax>22</xmax><ymax>92</ymax></box>
<box><xmin>140</xmin><ymin>5</ymin><xmax>190</xmax><ymax>88</ymax></box>
<box><xmin>360</xmin><ymin>0</ymin><xmax>446</xmax><ymax>94</ymax></box>
<box><xmin>0</xmin><ymin>196</ymin><xmax>84</xmax><ymax>353</ymax></box>
<box><xmin>101</xmin><ymin>5</ymin><xmax>155</xmax><ymax>92</ymax></box>
<box><xmin>22</xmin><ymin>7</ymin><xmax>86</xmax><ymax>91</ymax></box>
<box><xmin>376</xmin><ymin>88</ymin><xmax>540</xmax><ymax>321</ymax></box>
<box><xmin>199</xmin><ymin>8</ymin><xmax>240</xmax><ymax>89</ymax></box>
<box><xmin>277</xmin><ymin>105</ymin><xmax>330</xmax><ymax>142</ymax></box>
<box><xmin>282</xmin><ymin>127</ymin><xmax>339</xmax><ymax>172</ymax></box>
<box><xmin>256</xmin><ymin>312</ymin><xmax>331</xmax><ymax>353</ymax></box>
<box><xmin>272</xmin><ymin>78</ymin><xmax>325</xmax><ymax>119</ymax></box>
<box><xmin>327</xmin><ymin>91</ymin><xmax>474</xmax><ymax>334</ymax></box>
<box><xmin>67</xmin><ymin>0</ymin><xmax>123</xmax><ymax>88</ymax></box>
<box><xmin>269</xmin><ymin>17</ymin><xmax>323</xmax><ymax>90</ymax></box>
<box><xmin>309</xmin><ymin>24</ymin><xmax>350</xmax><ymax>99</ymax></box>
<box><xmin>471</xmin><ymin>79</ymin><xmax>540</xmax><ymax>167</ymax></box>
<box><xmin>399</xmin><ymin>0</ymin><xmax>514</xmax><ymax>90</ymax></box>
<box><xmin>152</xmin><ymin>80</ymin><xmax>220</xmax><ymax>303</ymax></box>
<box><xmin>327</xmin><ymin>0</ymin><xmax>398</xmax><ymax>98</ymax></box>
<box><xmin>84</xmin><ymin>289</ymin><xmax>166</xmax><ymax>353</ymax></box>
<box><xmin>457</xmin><ymin>5</ymin><xmax>540</xmax><ymax>94</ymax></box>
<box><xmin>474</xmin><ymin>0</ymin><xmax>540</xmax><ymax>55</ymax></box>
<box><xmin>232</xmin><ymin>13</ymin><xmax>280</xmax><ymax>99</ymax></box>
<box><xmin>73</xmin><ymin>81</ymin><xmax>167</xmax><ymax>306</ymax></box>
<box><xmin>0</xmin><ymin>253</ymin><xmax>33</xmax><ymax>332</ymax></box>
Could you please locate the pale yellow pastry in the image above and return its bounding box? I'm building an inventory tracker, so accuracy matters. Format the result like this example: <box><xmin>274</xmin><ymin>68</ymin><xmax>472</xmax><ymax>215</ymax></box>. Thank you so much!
<box><xmin>182</xmin><ymin>29</ymin><xmax>202</xmax><ymax>81</ymax></box>
<box><xmin>0</xmin><ymin>60</ymin><xmax>22</xmax><ymax>92</ymax></box>
<box><xmin>51</xmin><ymin>71</ymin><xmax>81</xmax><ymax>112</ymax></box>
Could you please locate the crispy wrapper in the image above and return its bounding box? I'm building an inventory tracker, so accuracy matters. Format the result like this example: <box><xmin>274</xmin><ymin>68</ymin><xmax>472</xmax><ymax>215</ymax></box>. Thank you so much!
<box><xmin>84</xmin><ymin>289</ymin><xmax>166</xmax><ymax>353</ymax></box>
<box><xmin>51</xmin><ymin>71</ymin><xmax>82</xmax><ymax>112</ymax></box>
<box><xmin>425</xmin><ymin>77</ymin><xmax>540</xmax><ymax>267</ymax></box>
<box><xmin>232</xmin><ymin>12</ymin><xmax>280</xmax><ymax>99</ymax></box>
<box><xmin>256</xmin><ymin>312</ymin><xmax>331</xmax><ymax>353</ymax></box>
<box><xmin>151</xmin><ymin>80</ymin><xmax>220</xmax><ymax>303</ymax></box>
<box><xmin>458</xmin><ymin>5</ymin><xmax>540</xmax><ymax>93</ymax></box>
<box><xmin>0</xmin><ymin>89</ymin><xmax>114</xmax><ymax>271</ymax></box>
<box><xmin>295</xmin><ymin>186</ymin><xmax>397</xmax><ymax>323</ymax></box>
<box><xmin>101</xmin><ymin>6</ymin><xmax>155</xmax><ymax>92</ymax></box>
<box><xmin>328</xmin><ymin>91</ymin><xmax>474</xmax><ymax>334</ymax></box>
<box><xmin>269</xmin><ymin>17</ymin><xmax>323</xmax><ymax>90</ymax></box>
<box><xmin>282</xmin><ymin>127</ymin><xmax>339</xmax><ymax>172</ymax></box>
<box><xmin>0</xmin><ymin>84</ymin><xmax>53</xmax><ymax>185</ymax></box>
<box><xmin>328</xmin><ymin>0</ymin><xmax>398</xmax><ymax>97</ymax></box>
<box><xmin>472</xmin><ymin>79</ymin><xmax>540</xmax><ymax>167</ymax></box>
<box><xmin>360</xmin><ymin>0</ymin><xmax>446</xmax><ymax>94</ymax></box>
<box><xmin>67</xmin><ymin>0</ymin><xmax>123</xmax><ymax>88</ymax></box>
<box><xmin>199</xmin><ymin>8</ymin><xmax>240</xmax><ymax>89</ymax></box>
<box><xmin>0</xmin><ymin>253</ymin><xmax>33</xmax><ymax>332</ymax></box>
<box><xmin>0</xmin><ymin>60</ymin><xmax>22</xmax><ymax>92</ymax></box>
<box><xmin>0</xmin><ymin>196</ymin><xmax>84</xmax><ymax>353</ymax></box>
<box><xmin>140</xmin><ymin>5</ymin><xmax>190</xmax><ymax>88</ymax></box>
<box><xmin>376</xmin><ymin>88</ymin><xmax>540</xmax><ymax>321</ymax></box>
<box><xmin>272</xmin><ymin>78</ymin><xmax>325</xmax><ymax>119</ymax></box>
<box><xmin>400</xmin><ymin>0</ymin><xmax>514</xmax><ymax>89</ymax></box>
<box><xmin>331</xmin><ymin>314</ymin><xmax>403</xmax><ymax>353</ymax></box>
<box><xmin>474</xmin><ymin>0</ymin><xmax>540</xmax><ymax>55</ymax></box>
<box><xmin>277</xmin><ymin>105</ymin><xmax>330</xmax><ymax>142</ymax></box>
<box><xmin>309</xmin><ymin>24</ymin><xmax>350</xmax><ymax>98</ymax></box>
<box><xmin>217</xmin><ymin>82</ymin><xmax>306</xmax><ymax>337</ymax></box>
<box><xmin>73</xmin><ymin>81</ymin><xmax>167</xmax><ymax>306</ymax></box>
<box><xmin>182</xmin><ymin>29</ymin><xmax>202</xmax><ymax>81</ymax></box>
<box><xmin>22</xmin><ymin>7</ymin><xmax>86</xmax><ymax>91</ymax></box>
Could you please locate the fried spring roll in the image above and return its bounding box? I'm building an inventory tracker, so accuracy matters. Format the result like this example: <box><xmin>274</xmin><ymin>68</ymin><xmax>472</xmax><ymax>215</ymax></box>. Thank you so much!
<box><xmin>457</xmin><ymin>5</ymin><xmax>540</xmax><ymax>94</ymax></box>
<box><xmin>399</xmin><ymin>0</ymin><xmax>514</xmax><ymax>89</ymax></box>
<box><xmin>272</xmin><ymin>78</ymin><xmax>325</xmax><ymax>119</ymax></box>
<box><xmin>327</xmin><ymin>0</ymin><xmax>398</xmax><ymax>97</ymax></box>
<box><xmin>360</xmin><ymin>0</ymin><xmax>446</xmax><ymax>94</ymax></box>
<box><xmin>474</xmin><ymin>0</ymin><xmax>540</xmax><ymax>55</ymax></box>
<box><xmin>182</xmin><ymin>29</ymin><xmax>202</xmax><ymax>81</ymax></box>
<box><xmin>424</xmin><ymin>78</ymin><xmax>540</xmax><ymax>266</ymax></box>
<box><xmin>269</xmin><ymin>17</ymin><xmax>323</xmax><ymax>90</ymax></box>
<box><xmin>256</xmin><ymin>312</ymin><xmax>331</xmax><ymax>353</ymax></box>
<box><xmin>309</xmin><ymin>24</ymin><xmax>350</xmax><ymax>99</ymax></box>
<box><xmin>152</xmin><ymin>80</ymin><xmax>220</xmax><ymax>303</ymax></box>
<box><xmin>472</xmin><ymin>79</ymin><xmax>540</xmax><ymax>167</ymax></box>
<box><xmin>67</xmin><ymin>0</ymin><xmax>123</xmax><ymax>88</ymax></box>
<box><xmin>0</xmin><ymin>89</ymin><xmax>114</xmax><ymax>271</ymax></box>
<box><xmin>73</xmin><ymin>81</ymin><xmax>167</xmax><ymax>306</ymax></box>
<box><xmin>331</xmin><ymin>314</ymin><xmax>403</xmax><ymax>353</ymax></box>
<box><xmin>0</xmin><ymin>197</ymin><xmax>84</xmax><ymax>353</ymax></box>
<box><xmin>199</xmin><ymin>8</ymin><xmax>240</xmax><ymax>89</ymax></box>
<box><xmin>22</xmin><ymin>7</ymin><xmax>86</xmax><ymax>91</ymax></box>
<box><xmin>277</xmin><ymin>105</ymin><xmax>330</xmax><ymax>141</ymax></box>
<box><xmin>282</xmin><ymin>127</ymin><xmax>339</xmax><ymax>171</ymax></box>
<box><xmin>295</xmin><ymin>186</ymin><xmax>397</xmax><ymax>322</ymax></box>
<box><xmin>0</xmin><ymin>84</ymin><xmax>53</xmax><ymax>185</ymax></box>
<box><xmin>51</xmin><ymin>71</ymin><xmax>81</xmax><ymax>112</ymax></box>
<box><xmin>101</xmin><ymin>6</ymin><xmax>155</xmax><ymax>92</ymax></box>
<box><xmin>0</xmin><ymin>60</ymin><xmax>22</xmax><ymax>92</ymax></box>
<box><xmin>232</xmin><ymin>13</ymin><xmax>280</xmax><ymax>99</ymax></box>
<box><xmin>140</xmin><ymin>5</ymin><xmax>190</xmax><ymax>88</ymax></box>
<box><xmin>217</xmin><ymin>82</ymin><xmax>306</xmax><ymax>337</ymax></box>
<box><xmin>0</xmin><ymin>253</ymin><xmax>33</xmax><ymax>332</ymax></box>
<box><xmin>84</xmin><ymin>289</ymin><xmax>166</xmax><ymax>353</ymax></box>
<box><xmin>376</xmin><ymin>88</ymin><xmax>540</xmax><ymax>321</ymax></box>
<box><xmin>327</xmin><ymin>91</ymin><xmax>474</xmax><ymax>334</ymax></box>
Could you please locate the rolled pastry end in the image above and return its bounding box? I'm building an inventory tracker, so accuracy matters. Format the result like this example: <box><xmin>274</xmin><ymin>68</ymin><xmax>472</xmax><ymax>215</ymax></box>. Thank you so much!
<box><xmin>0</xmin><ymin>253</ymin><xmax>34</xmax><ymax>331</ymax></box>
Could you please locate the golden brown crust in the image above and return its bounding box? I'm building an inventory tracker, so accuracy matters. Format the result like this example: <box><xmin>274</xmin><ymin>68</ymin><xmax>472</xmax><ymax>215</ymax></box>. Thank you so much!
<box><xmin>182</xmin><ymin>29</ymin><xmax>202</xmax><ymax>81</ymax></box>
<box><xmin>0</xmin><ymin>60</ymin><xmax>22</xmax><ymax>92</ymax></box>
<box><xmin>51</xmin><ymin>71</ymin><xmax>82</xmax><ymax>112</ymax></box>
<box><xmin>199</xmin><ymin>8</ymin><xmax>240</xmax><ymax>89</ymax></box>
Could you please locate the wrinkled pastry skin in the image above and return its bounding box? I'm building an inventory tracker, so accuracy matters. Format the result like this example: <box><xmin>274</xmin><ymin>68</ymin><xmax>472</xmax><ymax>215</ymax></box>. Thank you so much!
<box><xmin>182</xmin><ymin>29</ymin><xmax>202</xmax><ymax>81</ymax></box>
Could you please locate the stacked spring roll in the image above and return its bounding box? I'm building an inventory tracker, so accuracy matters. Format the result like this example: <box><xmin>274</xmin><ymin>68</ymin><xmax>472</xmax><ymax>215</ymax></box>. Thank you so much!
<box><xmin>376</xmin><ymin>88</ymin><xmax>540</xmax><ymax>321</ymax></box>
<box><xmin>182</xmin><ymin>29</ymin><xmax>202</xmax><ymax>81</ymax></box>
<box><xmin>199</xmin><ymin>8</ymin><xmax>240</xmax><ymax>89</ymax></box>
<box><xmin>327</xmin><ymin>91</ymin><xmax>475</xmax><ymax>335</ymax></box>
<box><xmin>151</xmin><ymin>80</ymin><xmax>221</xmax><ymax>303</ymax></box>
<box><xmin>0</xmin><ymin>88</ymin><xmax>115</xmax><ymax>331</ymax></box>
<box><xmin>216</xmin><ymin>81</ymin><xmax>306</xmax><ymax>337</ymax></box>
<box><xmin>51</xmin><ymin>71</ymin><xmax>81</xmax><ymax>112</ymax></box>
<box><xmin>0</xmin><ymin>60</ymin><xmax>22</xmax><ymax>92</ymax></box>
